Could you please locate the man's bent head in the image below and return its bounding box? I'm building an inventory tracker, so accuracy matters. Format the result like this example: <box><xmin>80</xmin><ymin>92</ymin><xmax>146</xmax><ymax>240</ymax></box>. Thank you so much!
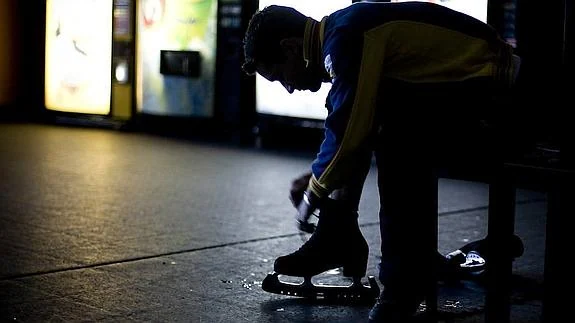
<box><xmin>242</xmin><ymin>5</ymin><xmax>307</xmax><ymax>75</ymax></box>
<box><xmin>242</xmin><ymin>5</ymin><xmax>325</xmax><ymax>93</ymax></box>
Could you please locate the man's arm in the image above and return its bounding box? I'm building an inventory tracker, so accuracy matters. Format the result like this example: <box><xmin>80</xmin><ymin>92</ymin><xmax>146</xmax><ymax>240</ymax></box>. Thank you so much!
<box><xmin>289</xmin><ymin>171</ymin><xmax>312</xmax><ymax>208</ymax></box>
<box><xmin>308</xmin><ymin>28</ymin><xmax>383</xmax><ymax>200</ymax></box>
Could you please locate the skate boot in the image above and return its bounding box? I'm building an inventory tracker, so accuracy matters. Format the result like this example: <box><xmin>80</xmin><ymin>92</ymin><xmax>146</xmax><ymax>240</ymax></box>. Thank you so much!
<box><xmin>262</xmin><ymin>198</ymin><xmax>379</xmax><ymax>301</ymax></box>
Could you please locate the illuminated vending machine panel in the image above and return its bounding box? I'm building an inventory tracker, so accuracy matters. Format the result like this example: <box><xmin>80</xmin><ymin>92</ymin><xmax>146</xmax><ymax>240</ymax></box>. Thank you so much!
<box><xmin>45</xmin><ymin>0</ymin><xmax>135</xmax><ymax>120</ymax></box>
<box><xmin>256</xmin><ymin>0</ymin><xmax>351</xmax><ymax>121</ymax></box>
<box><xmin>136</xmin><ymin>0</ymin><xmax>218</xmax><ymax>117</ymax></box>
<box><xmin>45</xmin><ymin>0</ymin><xmax>114</xmax><ymax>115</ymax></box>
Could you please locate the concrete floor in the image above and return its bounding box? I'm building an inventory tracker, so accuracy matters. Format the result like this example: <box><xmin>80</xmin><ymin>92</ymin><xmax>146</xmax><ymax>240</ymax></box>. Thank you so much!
<box><xmin>0</xmin><ymin>122</ymin><xmax>548</xmax><ymax>322</ymax></box>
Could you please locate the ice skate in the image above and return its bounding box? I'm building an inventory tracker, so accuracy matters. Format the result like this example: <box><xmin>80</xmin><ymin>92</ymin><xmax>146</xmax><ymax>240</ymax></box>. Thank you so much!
<box><xmin>262</xmin><ymin>273</ymin><xmax>380</xmax><ymax>301</ymax></box>
<box><xmin>261</xmin><ymin>198</ymin><xmax>380</xmax><ymax>302</ymax></box>
<box><xmin>442</xmin><ymin>234</ymin><xmax>524</xmax><ymax>280</ymax></box>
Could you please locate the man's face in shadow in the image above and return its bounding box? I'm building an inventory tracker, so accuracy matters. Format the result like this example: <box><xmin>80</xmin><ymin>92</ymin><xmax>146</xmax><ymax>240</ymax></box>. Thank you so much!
<box><xmin>256</xmin><ymin>38</ymin><xmax>325</xmax><ymax>94</ymax></box>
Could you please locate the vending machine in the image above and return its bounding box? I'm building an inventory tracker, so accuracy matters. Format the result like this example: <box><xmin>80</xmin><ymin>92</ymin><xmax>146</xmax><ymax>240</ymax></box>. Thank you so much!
<box><xmin>136</xmin><ymin>0</ymin><xmax>218</xmax><ymax>118</ymax></box>
<box><xmin>44</xmin><ymin>0</ymin><xmax>135</xmax><ymax>123</ymax></box>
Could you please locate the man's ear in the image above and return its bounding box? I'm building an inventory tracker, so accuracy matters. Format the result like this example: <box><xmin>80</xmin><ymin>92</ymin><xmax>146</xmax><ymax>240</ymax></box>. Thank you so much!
<box><xmin>279</xmin><ymin>37</ymin><xmax>303</xmax><ymax>56</ymax></box>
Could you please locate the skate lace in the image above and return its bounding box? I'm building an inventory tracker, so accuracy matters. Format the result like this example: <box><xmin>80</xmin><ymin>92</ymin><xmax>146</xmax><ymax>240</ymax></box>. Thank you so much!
<box><xmin>295</xmin><ymin>229</ymin><xmax>324</xmax><ymax>255</ymax></box>
<box><xmin>298</xmin><ymin>213</ymin><xmax>319</xmax><ymax>242</ymax></box>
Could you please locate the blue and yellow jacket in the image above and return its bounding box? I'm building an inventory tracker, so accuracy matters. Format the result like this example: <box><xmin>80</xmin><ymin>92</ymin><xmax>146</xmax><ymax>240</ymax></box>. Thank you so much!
<box><xmin>303</xmin><ymin>1</ymin><xmax>517</xmax><ymax>199</ymax></box>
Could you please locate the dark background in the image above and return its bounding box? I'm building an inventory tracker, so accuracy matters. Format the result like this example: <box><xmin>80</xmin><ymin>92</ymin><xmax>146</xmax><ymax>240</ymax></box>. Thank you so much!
<box><xmin>1</xmin><ymin>0</ymin><xmax>572</xmax><ymax>149</ymax></box>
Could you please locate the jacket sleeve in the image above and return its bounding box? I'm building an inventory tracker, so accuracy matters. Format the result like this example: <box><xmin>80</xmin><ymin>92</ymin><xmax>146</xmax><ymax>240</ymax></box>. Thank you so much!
<box><xmin>308</xmin><ymin>28</ymin><xmax>378</xmax><ymax>199</ymax></box>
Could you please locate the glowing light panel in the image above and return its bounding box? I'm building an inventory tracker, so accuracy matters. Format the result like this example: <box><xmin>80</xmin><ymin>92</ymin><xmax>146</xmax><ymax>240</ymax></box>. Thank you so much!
<box><xmin>45</xmin><ymin>0</ymin><xmax>113</xmax><ymax>115</ymax></box>
<box><xmin>391</xmin><ymin>0</ymin><xmax>487</xmax><ymax>23</ymax></box>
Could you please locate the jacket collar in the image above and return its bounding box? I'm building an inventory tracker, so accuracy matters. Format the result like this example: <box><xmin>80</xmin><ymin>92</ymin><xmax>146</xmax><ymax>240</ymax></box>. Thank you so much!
<box><xmin>303</xmin><ymin>17</ymin><xmax>327</xmax><ymax>68</ymax></box>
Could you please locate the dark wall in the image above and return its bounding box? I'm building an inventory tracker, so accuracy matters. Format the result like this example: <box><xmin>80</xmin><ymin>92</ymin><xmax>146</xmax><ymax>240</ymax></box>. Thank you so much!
<box><xmin>515</xmin><ymin>1</ymin><xmax>565</xmax><ymax>85</ymax></box>
<box><xmin>6</xmin><ymin>1</ymin><xmax>572</xmax><ymax>147</ymax></box>
<box><xmin>566</xmin><ymin>0</ymin><xmax>573</xmax><ymax>78</ymax></box>
<box><xmin>240</xmin><ymin>0</ymin><xmax>259</xmax><ymax>139</ymax></box>
<box><xmin>14</xmin><ymin>1</ymin><xmax>47</xmax><ymax>119</ymax></box>
<box><xmin>0</xmin><ymin>0</ymin><xmax>18</xmax><ymax>107</ymax></box>
<box><xmin>513</xmin><ymin>0</ymin><xmax>570</xmax><ymax>142</ymax></box>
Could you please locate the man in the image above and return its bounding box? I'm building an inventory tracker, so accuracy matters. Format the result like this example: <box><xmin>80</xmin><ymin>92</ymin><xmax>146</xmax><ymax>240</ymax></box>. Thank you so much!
<box><xmin>242</xmin><ymin>2</ymin><xmax>519</xmax><ymax>321</ymax></box>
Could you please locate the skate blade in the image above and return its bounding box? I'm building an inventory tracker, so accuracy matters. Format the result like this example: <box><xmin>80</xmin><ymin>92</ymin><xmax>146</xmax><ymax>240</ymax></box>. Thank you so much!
<box><xmin>261</xmin><ymin>272</ymin><xmax>380</xmax><ymax>302</ymax></box>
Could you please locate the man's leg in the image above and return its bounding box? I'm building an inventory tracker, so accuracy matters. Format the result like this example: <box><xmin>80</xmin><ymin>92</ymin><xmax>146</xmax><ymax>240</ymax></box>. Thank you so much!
<box><xmin>367</xmin><ymin>92</ymin><xmax>439</xmax><ymax>321</ymax></box>
<box><xmin>374</xmin><ymin>131</ymin><xmax>435</xmax><ymax>312</ymax></box>
<box><xmin>272</xmin><ymin>151</ymin><xmax>374</xmax><ymax>279</ymax></box>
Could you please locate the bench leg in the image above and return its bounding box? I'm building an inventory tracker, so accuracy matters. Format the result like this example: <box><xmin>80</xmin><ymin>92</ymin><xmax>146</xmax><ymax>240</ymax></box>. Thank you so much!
<box><xmin>543</xmin><ymin>185</ymin><xmax>571</xmax><ymax>322</ymax></box>
<box><xmin>485</xmin><ymin>176</ymin><xmax>515</xmax><ymax>323</ymax></box>
<box><xmin>424</xmin><ymin>174</ymin><xmax>439</xmax><ymax>318</ymax></box>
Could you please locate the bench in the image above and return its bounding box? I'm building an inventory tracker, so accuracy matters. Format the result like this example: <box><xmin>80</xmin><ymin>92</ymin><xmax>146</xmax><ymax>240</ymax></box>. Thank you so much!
<box><xmin>426</xmin><ymin>141</ymin><xmax>573</xmax><ymax>322</ymax></box>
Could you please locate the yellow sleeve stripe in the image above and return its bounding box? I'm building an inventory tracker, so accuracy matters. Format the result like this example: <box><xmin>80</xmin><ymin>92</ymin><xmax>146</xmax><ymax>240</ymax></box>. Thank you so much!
<box><xmin>319</xmin><ymin>16</ymin><xmax>327</xmax><ymax>48</ymax></box>
<box><xmin>313</xmin><ymin>27</ymin><xmax>389</xmax><ymax>197</ymax></box>
<box><xmin>309</xmin><ymin>174</ymin><xmax>329</xmax><ymax>198</ymax></box>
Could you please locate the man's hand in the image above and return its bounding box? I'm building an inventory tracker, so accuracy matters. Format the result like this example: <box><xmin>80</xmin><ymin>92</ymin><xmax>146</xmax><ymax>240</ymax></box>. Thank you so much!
<box><xmin>295</xmin><ymin>189</ymin><xmax>320</xmax><ymax>233</ymax></box>
<box><xmin>289</xmin><ymin>172</ymin><xmax>312</xmax><ymax>208</ymax></box>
